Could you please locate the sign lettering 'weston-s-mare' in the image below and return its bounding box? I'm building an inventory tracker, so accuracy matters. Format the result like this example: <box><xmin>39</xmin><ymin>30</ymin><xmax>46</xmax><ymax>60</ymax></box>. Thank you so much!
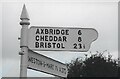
<box><xmin>28</xmin><ymin>26</ymin><xmax>98</xmax><ymax>52</ymax></box>
<box><xmin>28</xmin><ymin>50</ymin><xmax>68</xmax><ymax>77</ymax></box>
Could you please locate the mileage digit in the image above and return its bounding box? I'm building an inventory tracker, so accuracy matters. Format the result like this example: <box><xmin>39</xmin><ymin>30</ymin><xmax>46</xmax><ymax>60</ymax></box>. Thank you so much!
<box><xmin>78</xmin><ymin>30</ymin><xmax>82</xmax><ymax>35</ymax></box>
<box><xmin>73</xmin><ymin>43</ymin><xmax>77</xmax><ymax>49</ymax></box>
<box><xmin>78</xmin><ymin>37</ymin><xmax>82</xmax><ymax>42</ymax></box>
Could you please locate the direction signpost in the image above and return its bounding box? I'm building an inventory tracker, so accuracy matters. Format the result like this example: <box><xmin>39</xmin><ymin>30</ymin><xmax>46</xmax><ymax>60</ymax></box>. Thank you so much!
<box><xmin>28</xmin><ymin>49</ymin><xmax>68</xmax><ymax>77</ymax></box>
<box><xmin>19</xmin><ymin>4</ymin><xmax>98</xmax><ymax>78</ymax></box>
<box><xmin>28</xmin><ymin>26</ymin><xmax>98</xmax><ymax>52</ymax></box>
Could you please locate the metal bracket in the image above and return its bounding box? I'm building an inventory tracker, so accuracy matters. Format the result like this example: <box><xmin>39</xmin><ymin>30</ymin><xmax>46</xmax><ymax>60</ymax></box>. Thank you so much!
<box><xmin>18</xmin><ymin>37</ymin><xmax>21</xmax><ymax>40</ymax></box>
<box><xmin>19</xmin><ymin>51</ymin><xmax>24</xmax><ymax>55</ymax></box>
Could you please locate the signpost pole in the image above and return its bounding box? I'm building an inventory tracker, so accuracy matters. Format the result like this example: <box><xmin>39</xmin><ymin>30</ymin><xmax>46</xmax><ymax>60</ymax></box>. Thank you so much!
<box><xmin>19</xmin><ymin>4</ymin><xmax>30</xmax><ymax>77</ymax></box>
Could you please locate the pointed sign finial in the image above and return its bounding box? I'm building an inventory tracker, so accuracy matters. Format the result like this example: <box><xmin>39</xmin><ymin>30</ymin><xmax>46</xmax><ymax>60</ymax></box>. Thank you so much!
<box><xmin>20</xmin><ymin>4</ymin><xmax>30</xmax><ymax>20</ymax></box>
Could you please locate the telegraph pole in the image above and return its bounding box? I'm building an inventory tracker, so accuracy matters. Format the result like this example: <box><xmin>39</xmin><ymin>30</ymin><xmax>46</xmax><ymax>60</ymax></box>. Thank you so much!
<box><xmin>19</xmin><ymin>4</ymin><xmax>30</xmax><ymax>77</ymax></box>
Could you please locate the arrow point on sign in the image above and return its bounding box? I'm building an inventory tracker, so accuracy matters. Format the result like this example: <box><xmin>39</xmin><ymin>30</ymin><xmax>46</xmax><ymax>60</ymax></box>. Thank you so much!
<box><xmin>20</xmin><ymin>4</ymin><xmax>30</xmax><ymax>20</ymax></box>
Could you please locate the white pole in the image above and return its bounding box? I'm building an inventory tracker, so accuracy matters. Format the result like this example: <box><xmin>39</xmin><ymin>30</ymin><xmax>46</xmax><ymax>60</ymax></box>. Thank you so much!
<box><xmin>19</xmin><ymin>4</ymin><xmax>30</xmax><ymax>77</ymax></box>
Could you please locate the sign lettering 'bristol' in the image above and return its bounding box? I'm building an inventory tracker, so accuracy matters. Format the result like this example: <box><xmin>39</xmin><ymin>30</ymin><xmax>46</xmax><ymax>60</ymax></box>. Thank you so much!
<box><xmin>28</xmin><ymin>26</ymin><xmax>98</xmax><ymax>52</ymax></box>
<box><xmin>28</xmin><ymin>50</ymin><xmax>68</xmax><ymax>77</ymax></box>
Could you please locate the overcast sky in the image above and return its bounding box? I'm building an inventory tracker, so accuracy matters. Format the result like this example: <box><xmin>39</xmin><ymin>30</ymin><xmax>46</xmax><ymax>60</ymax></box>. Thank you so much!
<box><xmin>1</xmin><ymin>0</ymin><xmax>119</xmax><ymax>77</ymax></box>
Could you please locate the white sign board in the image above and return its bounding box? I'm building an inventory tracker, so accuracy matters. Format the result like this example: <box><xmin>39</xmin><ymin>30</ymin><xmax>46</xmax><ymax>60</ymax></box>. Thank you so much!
<box><xmin>27</xmin><ymin>50</ymin><xmax>68</xmax><ymax>77</ymax></box>
<box><xmin>28</xmin><ymin>26</ymin><xmax>98</xmax><ymax>52</ymax></box>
